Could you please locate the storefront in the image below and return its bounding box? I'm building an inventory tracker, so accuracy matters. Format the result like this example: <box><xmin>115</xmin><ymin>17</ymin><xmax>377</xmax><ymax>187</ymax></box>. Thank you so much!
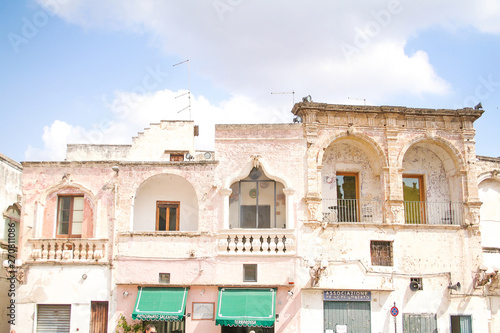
<box><xmin>216</xmin><ymin>288</ymin><xmax>276</xmax><ymax>333</ymax></box>
<box><xmin>129</xmin><ymin>287</ymin><xmax>277</xmax><ymax>333</ymax></box>
<box><xmin>323</xmin><ymin>291</ymin><xmax>371</xmax><ymax>333</ymax></box>
<box><xmin>132</xmin><ymin>287</ymin><xmax>188</xmax><ymax>333</ymax></box>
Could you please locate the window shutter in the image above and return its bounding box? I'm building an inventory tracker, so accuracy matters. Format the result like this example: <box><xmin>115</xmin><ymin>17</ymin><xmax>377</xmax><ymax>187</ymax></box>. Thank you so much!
<box><xmin>36</xmin><ymin>304</ymin><xmax>71</xmax><ymax>333</ymax></box>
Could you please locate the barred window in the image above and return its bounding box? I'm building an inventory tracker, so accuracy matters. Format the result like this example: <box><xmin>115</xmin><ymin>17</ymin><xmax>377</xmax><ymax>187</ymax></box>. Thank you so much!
<box><xmin>370</xmin><ymin>240</ymin><xmax>393</xmax><ymax>266</ymax></box>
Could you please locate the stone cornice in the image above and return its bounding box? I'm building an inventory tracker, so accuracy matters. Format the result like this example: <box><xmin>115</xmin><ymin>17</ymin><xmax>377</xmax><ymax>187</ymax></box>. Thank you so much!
<box><xmin>291</xmin><ymin>102</ymin><xmax>484</xmax><ymax>120</ymax></box>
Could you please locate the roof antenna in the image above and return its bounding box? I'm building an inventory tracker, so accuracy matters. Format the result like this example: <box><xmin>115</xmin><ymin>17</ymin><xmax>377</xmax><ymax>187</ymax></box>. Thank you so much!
<box><xmin>173</xmin><ymin>59</ymin><xmax>191</xmax><ymax>120</ymax></box>
<box><xmin>271</xmin><ymin>91</ymin><xmax>295</xmax><ymax>106</ymax></box>
<box><xmin>348</xmin><ymin>97</ymin><xmax>366</xmax><ymax>105</ymax></box>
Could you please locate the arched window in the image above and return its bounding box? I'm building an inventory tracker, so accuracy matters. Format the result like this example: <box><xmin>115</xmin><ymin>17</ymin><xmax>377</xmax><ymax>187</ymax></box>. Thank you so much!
<box><xmin>229</xmin><ymin>167</ymin><xmax>286</xmax><ymax>229</ymax></box>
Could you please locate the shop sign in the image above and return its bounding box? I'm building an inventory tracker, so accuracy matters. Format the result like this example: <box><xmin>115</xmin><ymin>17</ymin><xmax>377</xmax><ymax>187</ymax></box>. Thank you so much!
<box><xmin>323</xmin><ymin>290</ymin><xmax>371</xmax><ymax>301</ymax></box>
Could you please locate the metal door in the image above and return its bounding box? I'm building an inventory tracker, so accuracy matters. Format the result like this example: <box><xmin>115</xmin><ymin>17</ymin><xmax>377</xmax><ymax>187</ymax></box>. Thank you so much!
<box><xmin>324</xmin><ymin>301</ymin><xmax>371</xmax><ymax>333</ymax></box>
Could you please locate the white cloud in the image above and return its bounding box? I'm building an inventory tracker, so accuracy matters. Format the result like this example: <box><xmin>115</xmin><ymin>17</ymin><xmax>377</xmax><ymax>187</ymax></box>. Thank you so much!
<box><xmin>34</xmin><ymin>0</ymin><xmax>478</xmax><ymax>102</ymax></box>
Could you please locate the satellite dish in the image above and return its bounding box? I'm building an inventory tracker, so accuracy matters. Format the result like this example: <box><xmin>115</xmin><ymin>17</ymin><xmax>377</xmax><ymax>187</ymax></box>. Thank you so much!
<box><xmin>204</xmin><ymin>152</ymin><xmax>212</xmax><ymax>160</ymax></box>
<box><xmin>186</xmin><ymin>152</ymin><xmax>193</xmax><ymax>160</ymax></box>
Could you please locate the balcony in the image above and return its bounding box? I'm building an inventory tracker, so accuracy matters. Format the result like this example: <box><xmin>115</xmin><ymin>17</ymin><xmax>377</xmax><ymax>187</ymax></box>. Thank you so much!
<box><xmin>28</xmin><ymin>238</ymin><xmax>108</xmax><ymax>263</ymax></box>
<box><xmin>404</xmin><ymin>201</ymin><xmax>463</xmax><ymax>225</ymax></box>
<box><xmin>218</xmin><ymin>229</ymin><xmax>295</xmax><ymax>255</ymax></box>
<box><xmin>322</xmin><ymin>199</ymin><xmax>383</xmax><ymax>223</ymax></box>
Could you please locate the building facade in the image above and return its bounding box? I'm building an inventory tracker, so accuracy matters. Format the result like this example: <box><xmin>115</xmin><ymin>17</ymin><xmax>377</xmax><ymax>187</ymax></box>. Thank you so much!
<box><xmin>11</xmin><ymin>102</ymin><xmax>500</xmax><ymax>333</ymax></box>
<box><xmin>1</xmin><ymin>153</ymin><xmax>22</xmax><ymax>333</ymax></box>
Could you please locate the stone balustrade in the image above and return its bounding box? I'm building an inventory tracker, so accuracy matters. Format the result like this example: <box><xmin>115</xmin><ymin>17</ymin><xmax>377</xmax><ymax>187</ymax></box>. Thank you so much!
<box><xmin>28</xmin><ymin>238</ymin><xmax>108</xmax><ymax>262</ymax></box>
<box><xmin>218</xmin><ymin>230</ymin><xmax>295</xmax><ymax>255</ymax></box>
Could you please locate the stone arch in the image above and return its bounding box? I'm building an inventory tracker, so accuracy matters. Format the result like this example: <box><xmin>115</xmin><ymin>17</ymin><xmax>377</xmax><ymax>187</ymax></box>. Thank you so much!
<box><xmin>223</xmin><ymin>154</ymin><xmax>292</xmax><ymax>190</ymax></box>
<box><xmin>397</xmin><ymin>135</ymin><xmax>465</xmax><ymax>176</ymax></box>
<box><xmin>222</xmin><ymin>155</ymin><xmax>295</xmax><ymax>229</ymax></box>
<box><xmin>132</xmin><ymin>173</ymin><xmax>199</xmax><ymax>232</ymax></box>
<box><xmin>316</xmin><ymin>131</ymin><xmax>388</xmax><ymax>175</ymax></box>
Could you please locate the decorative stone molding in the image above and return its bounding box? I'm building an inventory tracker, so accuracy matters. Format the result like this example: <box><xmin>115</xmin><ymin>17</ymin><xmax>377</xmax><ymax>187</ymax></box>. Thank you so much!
<box><xmin>387</xmin><ymin>200</ymin><xmax>404</xmax><ymax>224</ymax></box>
<box><xmin>305</xmin><ymin>194</ymin><xmax>322</xmax><ymax>223</ymax></box>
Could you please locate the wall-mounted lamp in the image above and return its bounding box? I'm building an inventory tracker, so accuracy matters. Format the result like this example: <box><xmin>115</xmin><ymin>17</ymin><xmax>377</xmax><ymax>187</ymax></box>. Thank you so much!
<box><xmin>123</xmin><ymin>291</ymin><xmax>129</xmax><ymax>297</ymax></box>
<box><xmin>82</xmin><ymin>273</ymin><xmax>87</xmax><ymax>280</ymax></box>
<box><xmin>287</xmin><ymin>290</ymin><xmax>294</xmax><ymax>297</ymax></box>
<box><xmin>112</xmin><ymin>166</ymin><xmax>119</xmax><ymax>175</ymax></box>
<box><xmin>2</xmin><ymin>259</ymin><xmax>25</xmax><ymax>284</ymax></box>
<box><xmin>308</xmin><ymin>258</ymin><xmax>328</xmax><ymax>287</ymax></box>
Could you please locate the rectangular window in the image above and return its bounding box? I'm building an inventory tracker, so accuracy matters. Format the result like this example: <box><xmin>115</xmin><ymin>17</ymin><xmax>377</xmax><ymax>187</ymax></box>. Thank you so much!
<box><xmin>371</xmin><ymin>240</ymin><xmax>393</xmax><ymax>266</ymax></box>
<box><xmin>156</xmin><ymin>201</ymin><xmax>180</xmax><ymax>231</ymax></box>
<box><xmin>170</xmin><ymin>154</ymin><xmax>184</xmax><ymax>162</ymax></box>
<box><xmin>336</xmin><ymin>173</ymin><xmax>359</xmax><ymax>222</ymax></box>
<box><xmin>57</xmin><ymin>196</ymin><xmax>84</xmax><ymax>238</ymax></box>
<box><xmin>243</xmin><ymin>264</ymin><xmax>257</xmax><ymax>282</ymax></box>
<box><xmin>403</xmin><ymin>175</ymin><xmax>426</xmax><ymax>224</ymax></box>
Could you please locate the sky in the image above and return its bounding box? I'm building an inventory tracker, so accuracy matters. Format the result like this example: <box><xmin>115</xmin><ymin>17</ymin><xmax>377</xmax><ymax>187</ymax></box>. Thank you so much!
<box><xmin>1</xmin><ymin>0</ymin><xmax>499</xmax><ymax>162</ymax></box>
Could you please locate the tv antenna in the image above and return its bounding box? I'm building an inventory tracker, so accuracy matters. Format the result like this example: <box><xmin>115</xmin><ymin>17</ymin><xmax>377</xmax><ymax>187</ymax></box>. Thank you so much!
<box><xmin>348</xmin><ymin>97</ymin><xmax>366</xmax><ymax>105</ymax></box>
<box><xmin>271</xmin><ymin>91</ymin><xmax>295</xmax><ymax>106</ymax></box>
<box><xmin>173</xmin><ymin>59</ymin><xmax>191</xmax><ymax>120</ymax></box>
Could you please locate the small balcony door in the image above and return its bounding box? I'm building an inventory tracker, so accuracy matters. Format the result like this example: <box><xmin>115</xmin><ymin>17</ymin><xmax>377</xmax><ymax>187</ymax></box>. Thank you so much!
<box><xmin>403</xmin><ymin>175</ymin><xmax>426</xmax><ymax>224</ymax></box>
<box><xmin>336</xmin><ymin>173</ymin><xmax>359</xmax><ymax>222</ymax></box>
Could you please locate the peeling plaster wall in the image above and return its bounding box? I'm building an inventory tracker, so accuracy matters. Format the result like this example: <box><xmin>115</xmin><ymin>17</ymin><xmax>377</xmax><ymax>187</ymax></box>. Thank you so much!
<box><xmin>402</xmin><ymin>145</ymin><xmax>451</xmax><ymax>203</ymax></box>
<box><xmin>322</xmin><ymin>140</ymin><xmax>382</xmax><ymax>202</ymax></box>
<box><xmin>16</xmin><ymin>266</ymin><xmax>110</xmax><ymax>333</ymax></box>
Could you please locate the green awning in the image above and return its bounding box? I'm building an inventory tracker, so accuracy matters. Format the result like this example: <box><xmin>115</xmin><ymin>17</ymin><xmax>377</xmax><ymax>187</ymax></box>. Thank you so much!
<box><xmin>216</xmin><ymin>288</ymin><xmax>276</xmax><ymax>327</ymax></box>
<box><xmin>132</xmin><ymin>287</ymin><xmax>188</xmax><ymax>321</ymax></box>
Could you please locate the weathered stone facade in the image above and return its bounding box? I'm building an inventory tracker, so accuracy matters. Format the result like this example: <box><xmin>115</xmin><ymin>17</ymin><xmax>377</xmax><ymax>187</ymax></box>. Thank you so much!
<box><xmin>10</xmin><ymin>103</ymin><xmax>500</xmax><ymax>333</ymax></box>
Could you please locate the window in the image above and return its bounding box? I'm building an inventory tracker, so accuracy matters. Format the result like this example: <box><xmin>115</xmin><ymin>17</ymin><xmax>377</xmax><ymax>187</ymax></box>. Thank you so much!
<box><xmin>156</xmin><ymin>201</ymin><xmax>180</xmax><ymax>231</ymax></box>
<box><xmin>403</xmin><ymin>175</ymin><xmax>426</xmax><ymax>224</ymax></box>
<box><xmin>336</xmin><ymin>173</ymin><xmax>359</xmax><ymax>222</ymax></box>
<box><xmin>57</xmin><ymin>196</ymin><xmax>84</xmax><ymax>238</ymax></box>
<box><xmin>370</xmin><ymin>241</ymin><xmax>393</xmax><ymax>266</ymax></box>
<box><xmin>243</xmin><ymin>264</ymin><xmax>257</xmax><ymax>282</ymax></box>
<box><xmin>451</xmin><ymin>315</ymin><xmax>472</xmax><ymax>333</ymax></box>
<box><xmin>229</xmin><ymin>167</ymin><xmax>286</xmax><ymax>229</ymax></box>
<box><xmin>170</xmin><ymin>154</ymin><xmax>184</xmax><ymax>162</ymax></box>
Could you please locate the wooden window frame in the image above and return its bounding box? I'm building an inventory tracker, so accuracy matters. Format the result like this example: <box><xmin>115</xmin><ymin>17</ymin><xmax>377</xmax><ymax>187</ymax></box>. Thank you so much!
<box><xmin>156</xmin><ymin>201</ymin><xmax>180</xmax><ymax>231</ymax></box>
<box><xmin>403</xmin><ymin>174</ymin><xmax>426</xmax><ymax>224</ymax></box>
<box><xmin>336</xmin><ymin>172</ymin><xmax>360</xmax><ymax>222</ymax></box>
<box><xmin>56</xmin><ymin>195</ymin><xmax>84</xmax><ymax>238</ymax></box>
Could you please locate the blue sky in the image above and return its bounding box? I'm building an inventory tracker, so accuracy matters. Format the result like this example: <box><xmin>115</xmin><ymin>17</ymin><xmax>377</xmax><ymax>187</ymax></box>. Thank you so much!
<box><xmin>1</xmin><ymin>0</ymin><xmax>499</xmax><ymax>162</ymax></box>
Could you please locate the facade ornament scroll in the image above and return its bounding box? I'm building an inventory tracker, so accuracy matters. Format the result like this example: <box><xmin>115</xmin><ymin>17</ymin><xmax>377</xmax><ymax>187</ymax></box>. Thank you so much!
<box><xmin>305</xmin><ymin>195</ymin><xmax>322</xmax><ymax>222</ymax></box>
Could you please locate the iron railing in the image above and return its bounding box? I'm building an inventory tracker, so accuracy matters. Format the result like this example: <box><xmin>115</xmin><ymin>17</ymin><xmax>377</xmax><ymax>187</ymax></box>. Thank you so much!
<box><xmin>404</xmin><ymin>201</ymin><xmax>463</xmax><ymax>225</ymax></box>
<box><xmin>322</xmin><ymin>199</ymin><xmax>383</xmax><ymax>223</ymax></box>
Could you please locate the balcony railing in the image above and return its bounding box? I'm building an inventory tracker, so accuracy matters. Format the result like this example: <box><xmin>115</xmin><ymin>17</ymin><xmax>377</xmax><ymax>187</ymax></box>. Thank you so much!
<box><xmin>404</xmin><ymin>201</ymin><xmax>463</xmax><ymax>225</ymax></box>
<box><xmin>218</xmin><ymin>230</ymin><xmax>295</xmax><ymax>255</ymax></box>
<box><xmin>322</xmin><ymin>199</ymin><xmax>383</xmax><ymax>223</ymax></box>
<box><xmin>28</xmin><ymin>238</ymin><xmax>108</xmax><ymax>262</ymax></box>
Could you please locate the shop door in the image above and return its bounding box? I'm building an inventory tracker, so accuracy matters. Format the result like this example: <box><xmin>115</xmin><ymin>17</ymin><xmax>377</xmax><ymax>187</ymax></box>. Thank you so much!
<box><xmin>324</xmin><ymin>301</ymin><xmax>371</xmax><ymax>333</ymax></box>
<box><xmin>403</xmin><ymin>313</ymin><xmax>437</xmax><ymax>333</ymax></box>
<box><xmin>90</xmin><ymin>301</ymin><xmax>108</xmax><ymax>333</ymax></box>
<box><xmin>222</xmin><ymin>327</ymin><xmax>273</xmax><ymax>333</ymax></box>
